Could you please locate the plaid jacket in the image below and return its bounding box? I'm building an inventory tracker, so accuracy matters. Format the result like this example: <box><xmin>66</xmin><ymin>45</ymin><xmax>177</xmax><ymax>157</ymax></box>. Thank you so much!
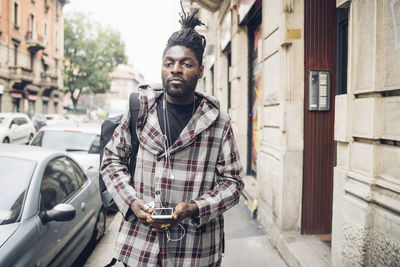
<box><xmin>101</xmin><ymin>85</ymin><xmax>244</xmax><ymax>267</ymax></box>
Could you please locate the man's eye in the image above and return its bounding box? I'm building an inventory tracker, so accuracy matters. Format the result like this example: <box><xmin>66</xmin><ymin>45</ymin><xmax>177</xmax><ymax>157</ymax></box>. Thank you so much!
<box><xmin>164</xmin><ymin>63</ymin><xmax>172</xmax><ymax>67</ymax></box>
<box><xmin>183</xmin><ymin>63</ymin><xmax>192</xmax><ymax>67</ymax></box>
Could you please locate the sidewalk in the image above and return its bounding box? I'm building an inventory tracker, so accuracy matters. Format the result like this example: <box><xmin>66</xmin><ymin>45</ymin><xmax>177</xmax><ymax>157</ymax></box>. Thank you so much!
<box><xmin>84</xmin><ymin>198</ymin><xmax>287</xmax><ymax>267</ymax></box>
<box><xmin>241</xmin><ymin>175</ymin><xmax>331</xmax><ymax>267</ymax></box>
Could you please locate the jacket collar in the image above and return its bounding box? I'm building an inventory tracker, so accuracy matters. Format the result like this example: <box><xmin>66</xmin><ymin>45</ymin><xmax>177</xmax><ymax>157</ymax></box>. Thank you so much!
<box><xmin>136</xmin><ymin>85</ymin><xmax>220</xmax><ymax>157</ymax></box>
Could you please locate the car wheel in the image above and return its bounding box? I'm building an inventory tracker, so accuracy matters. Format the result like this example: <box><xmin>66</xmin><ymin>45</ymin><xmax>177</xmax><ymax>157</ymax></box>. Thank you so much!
<box><xmin>92</xmin><ymin>208</ymin><xmax>106</xmax><ymax>243</ymax></box>
<box><xmin>3</xmin><ymin>137</ymin><xmax>9</xmax><ymax>143</ymax></box>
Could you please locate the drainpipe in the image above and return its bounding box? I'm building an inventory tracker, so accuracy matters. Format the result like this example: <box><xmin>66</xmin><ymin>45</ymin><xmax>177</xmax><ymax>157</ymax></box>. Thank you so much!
<box><xmin>6</xmin><ymin>0</ymin><xmax>10</xmax><ymax>65</ymax></box>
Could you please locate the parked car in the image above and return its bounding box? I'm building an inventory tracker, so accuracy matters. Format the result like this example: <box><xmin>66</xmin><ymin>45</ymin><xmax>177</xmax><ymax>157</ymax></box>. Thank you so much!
<box><xmin>30</xmin><ymin>123</ymin><xmax>101</xmax><ymax>171</ymax></box>
<box><xmin>29</xmin><ymin>123</ymin><xmax>117</xmax><ymax>211</ymax></box>
<box><xmin>45</xmin><ymin>114</ymin><xmax>68</xmax><ymax>126</ymax></box>
<box><xmin>0</xmin><ymin>113</ymin><xmax>36</xmax><ymax>144</ymax></box>
<box><xmin>0</xmin><ymin>144</ymin><xmax>106</xmax><ymax>267</ymax></box>
<box><xmin>30</xmin><ymin>113</ymin><xmax>47</xmax><ymax>131</ymax></box>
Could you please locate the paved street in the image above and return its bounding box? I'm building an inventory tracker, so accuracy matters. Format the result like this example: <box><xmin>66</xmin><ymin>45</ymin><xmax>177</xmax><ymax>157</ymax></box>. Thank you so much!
<box><xmin>83</xmin><ymin>197</ymin><xmax>287</xmax><ymax>267</ymax></box>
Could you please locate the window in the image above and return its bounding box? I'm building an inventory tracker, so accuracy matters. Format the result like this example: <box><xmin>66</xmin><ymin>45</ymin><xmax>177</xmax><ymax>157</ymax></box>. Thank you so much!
<box><xmin>10</xmin><ymin>118</ymin><xmax>18</xmax><ymax>127</ymax></box>
<box><xmin>13</xmin><ymin>44</ymin><xmax>18</xmax><ymax>66</ymax></box>
<box><xmin>0</xmin><ymin>156</ymin><xmax>37</xmax><ymax>225</ymax></box>
<box><xmin>42</xmin><ymin>100</ymin><xmax>48</xmax><ymax>113</ymax></box>
<box><xmin>31</xmin><ymin>130</ymin><xmax>100</xmax><ymax>154</ymax></box>
<box><xmin>12</xmin><ymin>98</ymin><xmax>19</xmax><ymax>112</ymax></box>
<box><xmin>43</xmin><ymin>21</ymin><xmax>48</xmax><ymax>44</ymax></box>
<box><xmin>29</xmin><ymin>14</ymin><xmax>33</xmax><ymax>34</ymax></box>
<box><xmin>55</xmin><ymin>30</ymin><xmax>58</xmax><ymax>51</ymax></box>
<box><xmin>13</xmin><ymin>1</ymin><xmax>19</xmax><ymax>28</ymax></box>
<box><xmin>336</xmin><ymin>8</ymin><xmax>348</xmax><ymax>95</ymax></box>
<box><xmin>40</xmin><ymin>157</ymin><xmax>86</xmax><ymax>210</ymax></box>
<box><xmin>30</xmin><ymin>131</ymin><xmax>43</xmax><ymax>146</ymax></box>
<box><xmin>28</xmin><ymin>13</ymin><xmax>36</xmax><ymax>39</ymax></box>
<box><xmin>28</xmin><ymin>101</ymin><xmax>35</xmax><ymax>114</ymax></box>
<box><xmin>44</xmin><ymin>0</ymin><xmax>49</xmax><ymax>12</ymax></box>
<box><xmin>18</xmin><ymin>117</ymin><xmax>27</xmax><ymax>125</ymax></box>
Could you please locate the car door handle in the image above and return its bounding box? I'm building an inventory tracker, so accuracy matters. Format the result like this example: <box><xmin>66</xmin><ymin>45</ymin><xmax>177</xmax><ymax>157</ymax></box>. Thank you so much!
<box><xmin>81</xmin><ymin>202</ymin><xmax>86</xmax><ymax>211</ymax></box>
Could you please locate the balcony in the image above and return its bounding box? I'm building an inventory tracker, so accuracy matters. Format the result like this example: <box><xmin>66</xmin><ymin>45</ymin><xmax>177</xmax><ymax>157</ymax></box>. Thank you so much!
<box><xmin>9</xmin><ymin>66</ymin><xmax>34</xmax><ymax>84</ymax></box>
<box><xmin>25</xmin><ymin>32</ymin><xmax>46</xmax><ymax>53</ymax></box>
<box><xmin>40</xmin><ymin>72</ymin><xmax>59</xmax><ymax>89</ymax></box>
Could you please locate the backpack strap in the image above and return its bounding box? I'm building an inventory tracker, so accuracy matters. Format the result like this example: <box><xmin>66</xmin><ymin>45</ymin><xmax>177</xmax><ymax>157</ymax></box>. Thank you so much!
<box><xmin>128</xmin><ymin>92</ymin><xmax>140</xmax><ymax>174</ymax></box>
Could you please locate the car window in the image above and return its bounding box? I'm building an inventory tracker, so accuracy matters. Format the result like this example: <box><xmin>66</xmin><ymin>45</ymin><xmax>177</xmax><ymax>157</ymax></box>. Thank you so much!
<box><xmin>0</xmin><ymin>156</ymin><xmax>37</xmax><ymax>225</ymax></box>
<box><xmin>40</xmin><ymin>157</ymin><xmax>84</xmax><ymax>210</ymax></box>
<box><xmin>15</xmin><ymin>118</ymin><xmax>22</xmax><ymax>125</ymax></box>
<box><xmin>10</xmin><ymin>118</ymin><xmax>18</xmax><ymax>127</ymax></box>
<box><xmin>19</xmin><ymin>117</ymin><xmax>28</xmax><ymax>125</ymax></box>
<box><xmin>69</xmin><ymin>159</ymin><xmax>87</xmax><ymax>187</ymax></box>
<box><xmin>31</xmin><ymin>131</ymin><xmax>44</xmax><ymax>146</ymax></box>
<box><xmin>32</xmin><ymin>130</ymin><xmax>100</xmax><ymax>153</ymax></box>
<box><xmin>0</xmin><ymin>117</ymin><xmax>8</xmax><ymax>126</ymax></box>
<box><xmin>88</xmin><ymin>135</ymin><xmax>101</xmax><ymax>154</ymax></box>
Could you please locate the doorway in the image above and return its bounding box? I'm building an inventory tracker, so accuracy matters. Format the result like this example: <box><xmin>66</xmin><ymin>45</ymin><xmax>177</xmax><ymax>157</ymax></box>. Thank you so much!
<box><xmin>247</xmin><ymin>15</ymin><xmax>262</xmax><ymax>177</ymax></box>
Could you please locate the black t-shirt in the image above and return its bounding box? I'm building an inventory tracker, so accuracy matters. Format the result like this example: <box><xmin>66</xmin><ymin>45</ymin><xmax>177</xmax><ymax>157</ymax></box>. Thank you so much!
<box><xmin>157</xmin><ymin>94</ymin><xmax>202</xmax><ymax>147</ymax></box>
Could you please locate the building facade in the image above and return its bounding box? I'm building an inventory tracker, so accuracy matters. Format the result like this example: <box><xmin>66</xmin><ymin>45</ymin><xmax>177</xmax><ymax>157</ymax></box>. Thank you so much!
<box><xmin>190</xmin><ymin>0</ymin><xmax>400</xmax><ymax>265</ymax></box>
<box><xmin>0</xmin><ymin>0</ymin><xmax>67</xmax><ymax>114</ymax></box>
<box><xmin>109</xmin><ymin>64</ymin><xmax>145</xmax><ymax>100</ymax></box>
<box><xmin>106</xmin><ymin>64</ymin><xmax>145</xmax><ymax>117</ymax></box>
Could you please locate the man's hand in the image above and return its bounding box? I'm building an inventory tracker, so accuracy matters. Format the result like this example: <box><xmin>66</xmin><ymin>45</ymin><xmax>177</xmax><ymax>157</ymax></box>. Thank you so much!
<box><xmin>148</xmin><ymin>201</ymin><xmax>199</xmax><ymax>232</ymax></box>
<box><xmin>130</xmin><ymin>199</ymin><xmax>153</xmax><ymax>226</ymax></box>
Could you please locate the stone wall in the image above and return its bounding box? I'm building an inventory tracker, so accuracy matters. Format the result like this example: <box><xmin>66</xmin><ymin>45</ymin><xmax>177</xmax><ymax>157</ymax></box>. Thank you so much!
<box><xmin>332</xmin><ymin>0</ymin><xmax>400</xmax><ymax>265</ymax></box>
<box><xmin>200</xmin><ymin>0</ymin><xmax>305</xmax><ymax>234</ymax></box>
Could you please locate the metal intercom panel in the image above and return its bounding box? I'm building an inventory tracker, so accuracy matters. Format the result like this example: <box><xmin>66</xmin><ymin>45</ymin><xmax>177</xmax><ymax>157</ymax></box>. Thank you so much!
<box><xmin>308</xmin><ymin>70</ymin><xmax>330</xmax><ymax>111</ymax></box>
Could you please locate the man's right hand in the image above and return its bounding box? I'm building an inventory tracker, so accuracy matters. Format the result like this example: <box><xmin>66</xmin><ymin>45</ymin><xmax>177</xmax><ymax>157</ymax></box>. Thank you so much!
<box><xmin>130</xmin><ymin>200</ymin><xmax>153</xmax><ymax>226</ymax></box>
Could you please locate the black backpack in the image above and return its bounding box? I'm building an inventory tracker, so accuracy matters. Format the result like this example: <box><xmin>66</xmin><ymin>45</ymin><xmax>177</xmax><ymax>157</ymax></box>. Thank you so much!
<box><xmin>99</xmin><ymin>92</ymin><xmax>140</xmax><ymax>210</ymax></box>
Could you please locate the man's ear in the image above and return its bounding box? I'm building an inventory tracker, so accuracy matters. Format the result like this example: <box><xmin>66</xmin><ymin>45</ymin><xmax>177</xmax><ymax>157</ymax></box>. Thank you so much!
<box><xmin>198</xmin><ymin>65</ymin><xmax>204</xmax><ymax>79</ymax></box>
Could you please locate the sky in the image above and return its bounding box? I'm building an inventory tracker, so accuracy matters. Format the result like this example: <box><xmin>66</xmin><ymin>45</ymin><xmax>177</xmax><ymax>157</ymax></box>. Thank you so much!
<box><xmin>63</xmin><ymin>0</ymin><xmax>182</xmax><ymax>83</ymax></box>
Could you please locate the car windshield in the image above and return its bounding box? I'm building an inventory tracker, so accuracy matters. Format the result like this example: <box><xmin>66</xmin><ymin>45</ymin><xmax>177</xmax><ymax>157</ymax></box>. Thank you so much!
<box><xmin>31</xmin><ymin>130</ymin><xmax>100</xmax><ymax>154</ymax></box>
<box><xmin>0</xmin><ymin>116</ymin><xmax>9</xmax><ymax>126</ymax></box>
<box><xmin>0</xmin><ymin>156</ymin><xmax>37</xmax><ymax>225</ymax></box>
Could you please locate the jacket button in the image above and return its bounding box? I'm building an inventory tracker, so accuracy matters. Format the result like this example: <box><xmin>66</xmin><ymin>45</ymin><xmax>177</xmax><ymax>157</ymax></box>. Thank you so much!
<box><xmin>155</xmin><ymin>190</ymin><xmax>160</xmax><ymax>195</ymax></box>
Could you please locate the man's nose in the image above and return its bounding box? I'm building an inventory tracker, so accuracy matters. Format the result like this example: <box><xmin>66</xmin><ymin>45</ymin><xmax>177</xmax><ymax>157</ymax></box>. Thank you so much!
<box><xmin>171</xmin><ymin>62</ymin><xmax>182</xmax><ymax>73</ymax></box>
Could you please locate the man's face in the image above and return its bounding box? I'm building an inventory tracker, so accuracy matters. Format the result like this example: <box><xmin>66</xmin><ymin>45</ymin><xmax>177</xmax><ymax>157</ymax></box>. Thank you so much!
<box><xmin>161</xmin><ymin>46</ymin><xmax>204</xmax><ymax>98</ymax></box>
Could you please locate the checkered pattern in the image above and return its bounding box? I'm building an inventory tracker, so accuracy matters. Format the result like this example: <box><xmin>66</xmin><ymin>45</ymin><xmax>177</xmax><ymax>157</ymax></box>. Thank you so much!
<box><xmin>101</xmin><ymin>85</ymin><xmax>244</xmax><ymax>267</ymax></box>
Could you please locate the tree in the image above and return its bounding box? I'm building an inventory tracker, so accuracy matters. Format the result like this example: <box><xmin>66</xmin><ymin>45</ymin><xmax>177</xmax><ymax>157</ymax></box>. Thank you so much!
<box><xmin>64</xmin><ymin>12</ymin><xmax>127</xmax><ymax>110</ymax></box>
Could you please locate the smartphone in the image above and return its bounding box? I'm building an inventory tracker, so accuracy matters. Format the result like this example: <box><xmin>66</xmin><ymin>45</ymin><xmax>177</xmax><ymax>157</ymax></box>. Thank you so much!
<box><xmin>151</xmin><ymin>208</ymin><xmax>174</xmax><ymax>219</ymax></box>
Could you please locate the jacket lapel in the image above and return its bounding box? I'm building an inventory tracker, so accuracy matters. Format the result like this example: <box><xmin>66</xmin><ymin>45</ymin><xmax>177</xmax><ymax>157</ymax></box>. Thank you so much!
<box><xmin>136</xmin><ymin>86</ymin><xmax>165</xmax><ymax>156</ymax></box>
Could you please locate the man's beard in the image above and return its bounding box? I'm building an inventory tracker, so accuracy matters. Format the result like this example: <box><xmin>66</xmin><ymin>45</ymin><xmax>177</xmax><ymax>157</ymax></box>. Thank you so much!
<box><xmin>162</xmin><ymin>76</ymin><xmax>198</xmax><ymax>98</ymax></box>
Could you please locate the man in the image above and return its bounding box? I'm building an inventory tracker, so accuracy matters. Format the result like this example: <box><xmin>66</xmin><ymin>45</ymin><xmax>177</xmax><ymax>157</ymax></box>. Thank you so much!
<box><xmin>101</xmin><ymin>8</ymin><xmax>243</xmax><ymax>267</ymax></box>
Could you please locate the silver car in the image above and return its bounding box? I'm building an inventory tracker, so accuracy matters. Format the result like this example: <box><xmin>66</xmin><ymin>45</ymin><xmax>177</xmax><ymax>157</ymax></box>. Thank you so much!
<box><xmin>29</xmin><ymin>123</ymin><xmax>117</xmax><ymax>211</ymax></box>
<box><xmin>0</xmin><ymin>144</ymin><xmax>106</xmax><ymax>267</ymax></box>
<box><xmin>29</xmin><ymin>123</ymin><xmax>101</xmax><ymax>171</ymax></box>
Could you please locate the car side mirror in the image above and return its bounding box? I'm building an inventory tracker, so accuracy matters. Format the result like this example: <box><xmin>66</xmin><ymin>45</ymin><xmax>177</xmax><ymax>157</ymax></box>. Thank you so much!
<box><xmin>40</xmin><ymin>203</ymin><xmax>76</xmax><ymax>224</ymax></box>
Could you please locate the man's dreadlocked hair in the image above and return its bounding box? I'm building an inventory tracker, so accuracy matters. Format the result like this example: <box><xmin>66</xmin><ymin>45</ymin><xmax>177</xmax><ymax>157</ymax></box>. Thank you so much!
<box><xmin>163</xmin><ymin>3</ymin><xmax>206</xmax><ymax>65</ymax></box>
